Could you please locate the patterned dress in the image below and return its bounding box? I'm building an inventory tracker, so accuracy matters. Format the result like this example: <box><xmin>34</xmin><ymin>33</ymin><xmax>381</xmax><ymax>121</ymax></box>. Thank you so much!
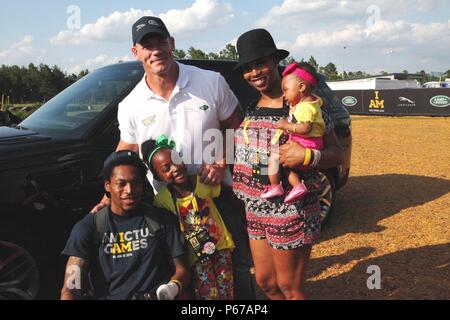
<box><xmin>233</xmin><ymin>100</ymin><xmax>333</xmax><ymax>250</ymax></box>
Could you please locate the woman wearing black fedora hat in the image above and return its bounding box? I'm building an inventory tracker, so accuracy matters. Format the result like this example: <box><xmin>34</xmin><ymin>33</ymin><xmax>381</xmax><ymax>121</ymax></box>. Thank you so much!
<box><xmin>232</xmin><ymin>29</ymin><xmax>343</xmax><ymax>300</ymax></box>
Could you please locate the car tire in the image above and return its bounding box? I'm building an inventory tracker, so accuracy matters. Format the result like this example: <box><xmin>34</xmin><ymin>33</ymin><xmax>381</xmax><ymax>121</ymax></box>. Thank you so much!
<box><xmin>0</xmin><ymin>241</ymin><xmax>39</xmax><ymax>300</ymax></box>
<box><xmin>318</xmin><ymin>171</ymin><xmax>336</xmax><ymax>225</ymax></box>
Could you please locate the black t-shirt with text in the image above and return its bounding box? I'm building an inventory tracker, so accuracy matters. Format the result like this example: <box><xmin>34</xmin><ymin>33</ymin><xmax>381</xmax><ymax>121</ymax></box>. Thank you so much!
<box><xmin>62</xmin><ymin>207</ymin><xmax>186</xmax><ymax>299</ymax></box>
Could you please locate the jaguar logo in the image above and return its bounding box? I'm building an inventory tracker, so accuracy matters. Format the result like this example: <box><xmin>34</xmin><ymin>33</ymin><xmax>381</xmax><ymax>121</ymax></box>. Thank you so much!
<box><xmin>398</xmin><ymin>97</ymin><xmax>415</xmax><ymax>104</ymax></box>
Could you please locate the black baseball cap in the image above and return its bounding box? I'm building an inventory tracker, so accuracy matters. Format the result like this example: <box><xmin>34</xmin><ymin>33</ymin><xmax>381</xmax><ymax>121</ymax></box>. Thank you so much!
<box><xmin>132</xmin><ymin>16</ymin><xmax>171</xmax><ymax>45</ymax></box>
<box><xmin>103</xmin><ymin>150</ymin><xmax>142</xmax><ymax>171</ymax></box>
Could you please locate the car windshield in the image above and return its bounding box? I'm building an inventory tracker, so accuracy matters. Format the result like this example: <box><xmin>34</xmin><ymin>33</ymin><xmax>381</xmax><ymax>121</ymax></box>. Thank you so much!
<box><xmin>20</xmin><ymin>64</ymin><xmax>143</xmax><ymax>138</ymax></box>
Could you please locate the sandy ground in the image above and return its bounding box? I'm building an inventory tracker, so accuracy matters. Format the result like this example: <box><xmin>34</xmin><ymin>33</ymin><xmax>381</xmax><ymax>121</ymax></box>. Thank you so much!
<box><xmin>306</xmin><ymin>116</ymin><xmax>450</xmax><ymax>299</ymax></box>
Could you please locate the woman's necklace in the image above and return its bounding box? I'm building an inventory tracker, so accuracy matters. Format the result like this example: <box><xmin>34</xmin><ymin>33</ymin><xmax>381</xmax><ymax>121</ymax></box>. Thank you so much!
<box><xmin>257</xmin><ymin>96</ymin><xmax>282</xmax><ymax>109</ymax></box>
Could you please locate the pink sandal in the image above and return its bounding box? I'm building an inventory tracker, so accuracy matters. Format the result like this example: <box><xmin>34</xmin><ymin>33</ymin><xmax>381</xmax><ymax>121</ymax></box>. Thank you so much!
<box><xmin>284</xmin><ymin>183</ymin><xmax>309</xmax><ymax>203</ymax></box>
<box><xmin>260</xmin><ymin>184</ymin><xmax>284</xmax><ymax>199</ymax></box>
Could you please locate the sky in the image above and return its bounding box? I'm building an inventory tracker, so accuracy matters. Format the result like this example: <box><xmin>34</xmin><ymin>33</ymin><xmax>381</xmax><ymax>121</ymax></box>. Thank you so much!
<box><xmin>1</xmin><ymin>0</ymin><xmax>449</xmax><ymax>75</ymax></box>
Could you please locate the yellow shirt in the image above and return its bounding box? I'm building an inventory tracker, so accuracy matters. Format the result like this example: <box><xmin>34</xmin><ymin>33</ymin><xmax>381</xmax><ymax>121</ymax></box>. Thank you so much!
<box><xmin>291</xmin><ymin>95</ymin><xmax>325</xmax><ymax>138</ymax></box>
<box><xmin>153</xmin><ymin>175</ymin><xmax>235</xmax><ymax>263</ymax></box>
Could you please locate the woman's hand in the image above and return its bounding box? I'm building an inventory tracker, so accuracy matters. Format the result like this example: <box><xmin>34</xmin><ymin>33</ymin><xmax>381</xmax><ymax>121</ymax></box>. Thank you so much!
<box><xmin>279</xmin><ymin>131</ymin><xmax>344</xmax><ymax>170</ymax></box>
<box><xmin>279</xmin><ymin>140</ymin><xmax>306</xmax><ymax>168</ymax></box>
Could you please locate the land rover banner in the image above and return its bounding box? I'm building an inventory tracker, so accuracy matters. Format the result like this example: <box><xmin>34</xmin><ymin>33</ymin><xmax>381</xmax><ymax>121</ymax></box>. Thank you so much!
<box><xmin>334</xmin><ymin>89</ymin><xmax>450</xmax><ymax>116</ymax></box>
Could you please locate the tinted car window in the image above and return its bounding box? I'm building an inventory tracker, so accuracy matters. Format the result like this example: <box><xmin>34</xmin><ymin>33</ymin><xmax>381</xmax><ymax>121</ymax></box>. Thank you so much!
<box><xmin>20</xmin><ymin>65</ymin><xmax>143</xmax><ymax>138</ymax></box>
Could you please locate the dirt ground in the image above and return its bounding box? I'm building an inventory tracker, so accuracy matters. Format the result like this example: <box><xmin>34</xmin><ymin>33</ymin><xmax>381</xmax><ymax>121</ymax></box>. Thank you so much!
<box><xmin>307</xmin><ymin>116</ymin><xmax>450</xmax><ymax>300</ymax></box>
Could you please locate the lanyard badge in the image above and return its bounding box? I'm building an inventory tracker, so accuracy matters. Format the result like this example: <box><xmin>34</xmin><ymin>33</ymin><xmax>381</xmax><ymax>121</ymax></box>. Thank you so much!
<box><xmin>185</xmin><ymin>228</ymin><xmax>216</xmax><ymax>264</ymax></box>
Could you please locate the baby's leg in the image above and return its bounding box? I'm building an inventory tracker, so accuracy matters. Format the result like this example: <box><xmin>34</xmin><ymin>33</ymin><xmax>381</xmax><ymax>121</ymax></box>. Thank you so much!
<box><xmin>284</xmin><ymin>170</ymin><xmax>309</xmax><ymax>203</ymax></box>
<box><xmin>261</xmin><ymin>151</ymin><xmax>285</xmax><ymax>199</ymax></box>
<box><xmin>288</xmin><ymin>170</ymin><xmax>302</xmax><ymax>187</ymax></box>
<box><xmin>268</xmin><ymin>152</ymin><xmax>281</xmax><ymax>186</ymax></box>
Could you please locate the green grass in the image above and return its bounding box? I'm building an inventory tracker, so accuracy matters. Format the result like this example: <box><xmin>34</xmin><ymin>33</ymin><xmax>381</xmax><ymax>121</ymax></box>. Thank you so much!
<box><xmin>7</xmin><ymin>103</ymin><xmax>42</xmax><ymax>120</ymax></box>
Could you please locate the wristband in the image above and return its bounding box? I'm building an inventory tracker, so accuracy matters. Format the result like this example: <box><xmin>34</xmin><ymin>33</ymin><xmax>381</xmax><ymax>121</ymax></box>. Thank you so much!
<box><xmin>170</xmin><ymin>279</ymin><xmax>182</xmax><ymax>295</ymax></box>
<box><xmin>310</xmin><ymin>149</ymin><xmax>322</xmax><ymax>168</ymax></box>
<box><xmin>303</xmin><ymin>148</ymin><xmax>312</xmax><ymax>166</ymax></box>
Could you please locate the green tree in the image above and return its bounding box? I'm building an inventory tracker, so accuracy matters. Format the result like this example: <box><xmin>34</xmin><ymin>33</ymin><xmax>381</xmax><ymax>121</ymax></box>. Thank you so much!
<box><xmin>207</xmin><ymin>52</ymin><xmax>219</xmax><ymax>60</ymax></box>
<box><xmin>218</xmin><ymin>43</ymin><xmax>237</xmax><ymax>61</ymax></box>
<box><xmin>187</xmin><ymin>47</ymin><xmax>208</xmax><ymax>60</ymax></box>
<box><xmin>308</xmin><ymin>56</ymin><xmax>319</xmax><ymax>70</ymax></box>
<box><xmin>417</xmin><ymin>70</ymin><xmax>428</xmax><ymax>84</ymax></box>
<box><xmin>38</xmin><ymin>64</ymin><xmax>57</xmax><ymax>102</ymax></box>
<box><xmin>320</xmin><ymin>63</ymin><xmax>339</xmax><ymax>81</ymax></box>
<box><xmin>173</xmin><ymin>49</ymin><xmax>187</xmax><ymax>59</ymax></box>
<box><xmin>280</xmin><ymin>56</ymin><xmax>295</xmax><ymax>66</ymax></box>
<box><xmin>0</xmin><ymin>63</ymin><xmax>80</xmax><ymax>104</ymax></box>
<box><xmin>77</xmin><ymin>69</ymin><xmax>89</xmax><ymax>80</ymax></box>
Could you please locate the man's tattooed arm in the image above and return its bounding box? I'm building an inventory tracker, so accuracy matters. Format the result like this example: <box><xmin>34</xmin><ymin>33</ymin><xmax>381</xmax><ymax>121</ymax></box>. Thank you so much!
<box><xmin>60</xmin><ymin>256</ymin><xmax>90</xmax><ymax>300</ymax></box>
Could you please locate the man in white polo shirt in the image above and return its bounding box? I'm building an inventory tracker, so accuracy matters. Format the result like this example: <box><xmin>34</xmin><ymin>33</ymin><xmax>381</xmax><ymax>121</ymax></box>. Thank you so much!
<box><xmin>119</xmin><ymin>16</ymin><xmax>242</xmax><ymax>191</ymax></box>
<box><xmin>117</xmin><ymin>47</ymin><xmax>238</xmax><ymax>191</ymax></box>
<box><xmin>92</xmin><ymin>16</ymin><xmax>255</xmax><ymax>299</ymax></box>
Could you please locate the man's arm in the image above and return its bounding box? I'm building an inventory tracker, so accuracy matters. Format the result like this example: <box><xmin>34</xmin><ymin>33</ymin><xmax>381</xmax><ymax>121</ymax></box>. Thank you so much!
<box><xmin>170</xmin><ymin>256</ymin><xmax>190</xmax><ymax>294</ymax></box>
<box><xmin>116</xmin><ymin>139</ymin><xmax>139</xmax><ymax>153</ymax></box>
<box><xmin>198</xmin><ymin>105</ymin><xmax>244</xmax><ymax>185</ymax></box>
<box><xmin>220</xmin><ymin>105</ymin><xmax>244</xmax><ymax>130</ymax></box>
<box><xmin>60</xmin><ymin>256</ymin><xmax>90</xmax><ymax>300</ymax></box>
<box><xmin>155</xmin><ymin>255</ymin><xmax>190</xmax><ymax>300</ymax></box>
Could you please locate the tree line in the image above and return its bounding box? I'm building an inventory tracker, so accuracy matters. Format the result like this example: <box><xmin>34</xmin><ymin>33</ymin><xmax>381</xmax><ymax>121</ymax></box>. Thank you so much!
<box><xmin>2</xmin><ymin>44</ymin><xmax>449</xmax><ymax>105</ymax></box>
<box><xmin>176</xmin><ymin>44</ymin><xmax>449</xmax><ymax>83</ymax></box>
<box><xmin>0</xmin><ymin>63</ymin><xmax>88</xmax><ymax>104</ymax></box>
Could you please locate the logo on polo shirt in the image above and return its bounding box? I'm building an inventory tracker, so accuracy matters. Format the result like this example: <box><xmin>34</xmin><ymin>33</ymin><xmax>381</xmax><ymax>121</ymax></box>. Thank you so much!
<box><xmin>142</xmin><ymin>115</ymin><xmax>156</xmax><ymax>126</ymax></box>
<box><xmin>199</xmin><ymin>105</ymin><xmax>209</xmax><ymax>111</ymax></box>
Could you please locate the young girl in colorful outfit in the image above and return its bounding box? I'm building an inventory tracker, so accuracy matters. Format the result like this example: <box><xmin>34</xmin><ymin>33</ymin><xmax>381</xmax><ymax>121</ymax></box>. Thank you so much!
<box><xmin>260</xmin><ymin>62</ymin><xmax>325</xmax><ymax>203</ymax></box>
<box><xmin>142</xmin><ymin>135</ymin><xmax>234</xmax><ymax>300</ymax></box>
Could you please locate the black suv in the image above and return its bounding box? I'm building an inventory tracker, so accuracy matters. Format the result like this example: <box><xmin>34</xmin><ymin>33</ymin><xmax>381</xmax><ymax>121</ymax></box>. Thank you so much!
<box><xmin>0</xmin><ymin>60</ymin><xmax>351</xmax><ymax>299</ymax></box>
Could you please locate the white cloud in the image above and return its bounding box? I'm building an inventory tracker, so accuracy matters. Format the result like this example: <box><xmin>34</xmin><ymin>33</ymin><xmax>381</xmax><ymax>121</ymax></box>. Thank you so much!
<box><xmin>11</xmin><ymin>35</ymin><xmax>33</xmax><ymax>48</ymax></box>
<box><xmin>290</xmin><ymin>19</ymin><xmax>450</xmax><ymax>50</ymax></box>
<box><xmin>67</xmin><ymin>54</ymin><xmax>135</xmax><ymax>74</ymax></box>
<box><xmin>256</xmin><ymin>0</ymin><xmax>447</xmax><ymax>28</ymax></box>
<box><xmin>252</xmin><ymin>0</ymin><xmax>449</xmax><ymax>72</ymax></box>
<box><xmin>256</xmin><ymin>0</ymin><xmax>331</xmax><ymax>27</ymax></box>
<box><xmin>0</xmin><ymin>35</ymin><xmax>41</xmax><ymax>64</ymax></box>
<box><xmin>50</xmin><ymin>0</ymin><xmax>234</xmax><ymax>46</ymax></box>
<box><xmin>51</xmin><ymin>8</ymin><xmax>153</xmax><ymax>46</ymax></box>
<box><xmin>161</xmin><ymin>0</ymin><xmax>233</xmax><ymax>36</ymax></box>
<box><xmin>284</xmin><ymin>19</ymin><xmax>450</xmax><ymax>72</ymax></box>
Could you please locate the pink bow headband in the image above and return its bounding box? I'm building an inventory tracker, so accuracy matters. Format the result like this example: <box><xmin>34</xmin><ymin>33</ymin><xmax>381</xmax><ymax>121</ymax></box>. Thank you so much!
<box><xmin>282</xmin><ymin>63</ymin><xmax>318</xmax><ymax>87</ymax></box>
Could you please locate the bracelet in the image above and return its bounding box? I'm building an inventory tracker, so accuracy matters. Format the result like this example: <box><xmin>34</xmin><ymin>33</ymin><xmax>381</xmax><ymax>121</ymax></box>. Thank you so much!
<box><xmin>303</xmin><ymin>148</ymin><xmax>312</xmax><ymax>166</ymax></box>
<box><xmin>310</xmin><ymin>149</ymin><xmax>322</xmax><ymax>168</ymax></box>
<box><xmin>170</xmin><ymin>279</ymin><xmax>183</xmax><ymax>296</ymax></box>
